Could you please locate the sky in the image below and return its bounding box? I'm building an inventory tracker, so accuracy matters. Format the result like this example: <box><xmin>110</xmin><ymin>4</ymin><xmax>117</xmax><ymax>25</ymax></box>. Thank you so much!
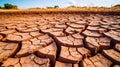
<box><xmin>0</xmin><ymin>0</ymin><xmax>120</xmax><ymax>9</ymax></box>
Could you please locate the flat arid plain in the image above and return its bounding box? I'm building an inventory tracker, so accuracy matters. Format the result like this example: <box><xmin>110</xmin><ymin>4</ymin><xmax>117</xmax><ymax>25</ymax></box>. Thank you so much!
<box><xmin>0</xmin><ymin>9</ymin><xmax>120</xmax><ymax>67</ymax></box>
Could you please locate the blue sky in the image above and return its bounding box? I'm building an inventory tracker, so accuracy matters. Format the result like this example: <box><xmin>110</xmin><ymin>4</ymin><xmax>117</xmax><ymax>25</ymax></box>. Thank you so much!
<box><xmin>0</xmin><ymin>0</ymin><xmax>120</xmax><ymax>9</ymax></box>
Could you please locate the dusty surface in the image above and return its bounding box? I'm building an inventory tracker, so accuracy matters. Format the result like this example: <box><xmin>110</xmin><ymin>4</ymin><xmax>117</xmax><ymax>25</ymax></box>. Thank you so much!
<box><xmin>0</xmin><ymin>13</ymin><xmax>120</xmax><ymax>67</ymax></box>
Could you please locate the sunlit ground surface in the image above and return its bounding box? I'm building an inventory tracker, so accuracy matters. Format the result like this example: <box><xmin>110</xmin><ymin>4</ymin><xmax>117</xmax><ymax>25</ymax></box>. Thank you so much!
<box><xmin>0</xmin><ymin>11</ymin><xmax>120</xmax><ymax>67</ymax></box>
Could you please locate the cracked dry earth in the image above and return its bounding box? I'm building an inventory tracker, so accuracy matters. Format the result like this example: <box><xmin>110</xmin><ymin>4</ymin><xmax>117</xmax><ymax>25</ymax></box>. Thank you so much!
<box><xmin>0</xmin><ymin>13</ymin><xmax>120</xmax><ymax>67</ymax></box>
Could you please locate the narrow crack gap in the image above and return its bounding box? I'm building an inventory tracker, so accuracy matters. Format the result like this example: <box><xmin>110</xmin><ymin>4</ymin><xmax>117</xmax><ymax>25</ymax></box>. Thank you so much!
<box><xmin>95</xmin><ymin>55</ymin><xmax>108</xmax><ymax>66</ymax></box>
<box><xmin>29</xmin><ymin>39</ymin><xmax>33</xmax><ymax>45</ymax></box>
<box><xmin>88</xmin><ymin>58</ymin><xmax>97</xmax><ymax>67</ymax></box>
<box><xmin>10</xmin><ymin>42</ymin><xmax>22</xmax><ymax>58</ymax></box>
<box><xmin>18</xmin><ymin>35</ymin><xmax>23</xmax><ymax>39</ymax></box>
<box><xmin>67</xmin><ymin>47</ymin><xmax>70</xmax><ymax>53</ymax></box>
<box><xmin>32</xmin><ymin>57</ymin><xmax>43</xmax><ymax>66</ymax></box>
<box><xmin>19</xmin><ymin>58</ymin><xmax>22</xmax><ymax>67</ymax></box>
<box><xmin>83</xmin><ymin>60</ymin><xmax>90</xmax><ymax>67</ymax></box>
<box><xmin>63</xmin><ymin>22</ymin><xmax>69</xmax><ymax>35</ymax></box>
<box><xmin>67</xmin><ymin>35</ymin><xmax>74</xmax><ymax>46</ymax></box>
<box><xmin>29</xmin><ymin>32</ymin><xmax>34</xmax><ymax>38</ymax></box>
<box><xmin>10</xmin><ymin>58</ymin><xmax>21</xmax><ymax>67</ymax></box>
<box><xmin>76</xmin><ymin>48</ymin><xmax>84</xmax><ymax>58</ymax></box>
<box><xmin>83</xmin><ymin>34</ymin><xmax>87</xmax><ymax>48</ymax></box>
<box><xmin>15</xmin><ymin>28</ymin><xmax>21</xmax><ymax>33</ymax></box>
<box><xmin>68</xmin><ymin>47</ymin><xmax>78</xmax><ymax>60</ymax></box>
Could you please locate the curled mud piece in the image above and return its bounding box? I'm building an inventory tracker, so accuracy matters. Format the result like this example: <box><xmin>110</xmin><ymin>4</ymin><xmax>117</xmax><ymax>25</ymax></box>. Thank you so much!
<box><xmin>102</xmin><ymin>49</ymin><xmax>120</xmax><ymax>65</ymax></box>
<box><xmin>56</xmin><ymin>34</ymin><xmax>84</xmax><ymax>47</ymax></box>
<box><xmin>65</xmin><ymin>21</ymin><xmax>86</xmax><ymax>34</ymax></box>
<box><xmin>16</xmin><ymin>34</ymin><xmax>54</xmax><ymax>57</ymax></box>
<box><xmin>82</xmin><ymin>30</ymin><xmax>102</xmax><ymax>37</ymax></box>
<box><xmin>85</xmin><ymin>37</ymin><xmax>111</xmax><ymax>54</ymax></box>
<box><xmin>0</xmin><ymin>42</ymin><xmax>19</xmax><ymax>62</ymax></box>
<box><xmin>66</xmin><ymin>22</ymin><xmax>86</xmax><ymax>29</ymax></box>
<box><xmin>6</xmin><ymin>31</ymin><xmax>42</xmax><ymax>42</ymax></box>
<box><xmin>16</xmin><ymin>27</ymin><xmax>39</xmax><ymax>33</ymax></box>
<box><xmin>80</xmin><ymin>53</ymin><xmax>112</xmax><ymax>67</ymax></box>
<box><xmin>36</xmin><ymin>42</ymin><xmax>57</xmax><ymax>65</ymax></box>
<box><xmin>2</xmin><ymin>54</ymin><xmax>50</xmax><ymax>67</ymax></box>
<box><xmin>40</xmin><ymin>25</ymin><xmax>65</xmax><ymax>36</ymax></box>
<box><xmin>59</xmin><ymin>46</ymin><xmax>90</xmax><ymax>63</ymax></box>
<box><xmin>104</xmin><ymin>30</ymin><xmax>120</xmax><ymax>42</ymax></box>
<box><xmin>87</xmin><ymin>26</ymin><xmax>107</xmax><ymax>33</ymax></box>
<box><xmin>65</xmin><ymin>27</ymin><xmax>83</xmax><ymax>34</ymax></box>
<box><xmin>88</xmin><ymin>20</ymin><xmax>100</xmax><ymax>26</ymax></box>
<box><xmin>54</xmin><ymin>23</ymin><xmax>67</xmax><ymax>29</ymax></box>
<box><xmin>100</xmin><ymin>20</ymin><xmax>120</xmax><ymax>30</ymax></box>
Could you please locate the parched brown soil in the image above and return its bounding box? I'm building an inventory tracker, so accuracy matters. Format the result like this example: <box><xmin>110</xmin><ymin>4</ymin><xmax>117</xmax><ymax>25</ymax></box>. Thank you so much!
<box><xmin>0</xmin><ymin>12</ymin><xmax>120</xmax><ymax>67</ymax></box>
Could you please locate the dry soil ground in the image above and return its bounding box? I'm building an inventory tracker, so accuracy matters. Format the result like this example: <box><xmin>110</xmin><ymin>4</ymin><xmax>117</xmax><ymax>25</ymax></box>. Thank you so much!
<box><xmin>0</xmin><ymin>12</ymin><xmax>120</xmax><ymax>67</ymax></box>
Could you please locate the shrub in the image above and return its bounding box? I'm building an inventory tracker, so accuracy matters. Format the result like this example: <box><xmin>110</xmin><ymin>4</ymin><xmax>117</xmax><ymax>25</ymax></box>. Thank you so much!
<box><xmin>4</xmin><ymin>3</ymin><xmax>18</xmax><ymax>9</ymax></box>
<box><xmin>54</xmin><ymin>5</ymin><xmax>59</xmax><ymax>8</ymax></box>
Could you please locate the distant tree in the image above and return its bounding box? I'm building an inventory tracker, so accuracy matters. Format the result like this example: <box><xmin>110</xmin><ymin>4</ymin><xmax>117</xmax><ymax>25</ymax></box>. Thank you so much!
<box><xmin>0</xmin><ymin>6</ymin><xmax>2</xmax><ymax>9</ymax></box>
<box><xmin>54</xmin><ymin>5</ymin><xmax>59</xmax><ymax>8</ymax></box>
<box><xmin>81</xmin><ymin>6</ymin><xmax>86</xmax><ymax>8</ymax></box>
<box><xmin>4</xmin><ymin>3</ymin><xmax>18</xmax><ymax>9</ymax></box>
<box><xmin>46</xmin><ymin>6</ymin><xmax>53</xmax><ymax>9</ymax></box>
<box><xmin>67</xmin><ymin>5</ymin><xmax>77</xmax><ymax>8</ymax></box>
<box><xmin>113</xmin><ymin>4</ymin><xmax>120</xmax><ymax>7</ymax></box>
<box><xmin>46</xmin><ymin>5</ymin><xmax>59</xmax><ymax>9</ymax></box>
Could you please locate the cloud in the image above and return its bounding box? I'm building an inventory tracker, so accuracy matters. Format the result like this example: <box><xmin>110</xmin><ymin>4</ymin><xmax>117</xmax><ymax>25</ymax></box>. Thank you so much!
<box><xmin>68</xmin><ymin>0</ymin><xmax>77</xmax><ymax>5</ymax></box>
<box><xmin>66</xmin><ymin>0</ymin><xmax>77</xmax><ymax>7</ymax></box>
